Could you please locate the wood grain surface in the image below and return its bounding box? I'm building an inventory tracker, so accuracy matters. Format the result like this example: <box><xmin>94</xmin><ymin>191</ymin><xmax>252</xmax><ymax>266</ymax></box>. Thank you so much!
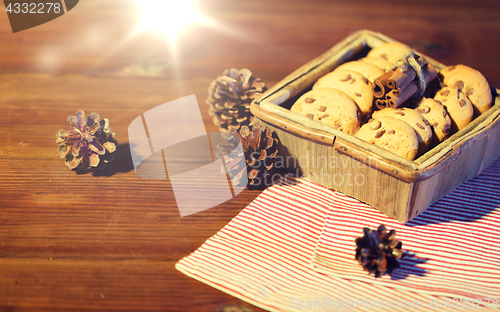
<box><xmin>0</xmin><ymin>0</ymin><xmax>499</xmax><ymax>311</ymax></box>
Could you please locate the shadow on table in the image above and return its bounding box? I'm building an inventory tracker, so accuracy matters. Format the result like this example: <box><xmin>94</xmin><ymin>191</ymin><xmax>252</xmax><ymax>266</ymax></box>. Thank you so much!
<box><xmin>390</xmin><ymin>252</ymin><xmax>428</xmax><ymax>281</ymax></box>
<box><xmin>246</xmin><ymin>168</ymin><xmax>297</xmax><ymax>191</ymax></box>
<box><xmin>92</xmin><ymin>143</ymin><xmax>134</xmax><ymax>177</ymax></box>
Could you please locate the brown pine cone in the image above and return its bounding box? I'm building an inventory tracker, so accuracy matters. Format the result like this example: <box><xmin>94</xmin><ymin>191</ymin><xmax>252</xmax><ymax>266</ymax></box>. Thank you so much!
<box><xmin>217</xmin><ymin>122</ymin><xmax>278</xmax><ymax>186</ymax></box>
<box><xmin>56</xmin><ymin>110</ymin><xmax>117</xmax><ymax>172</ymax></box>
<box><xmin>355</xmin><ymin>224</ymin><xmax>404</xmax><ymax>277</ymax></box>
<box><xmin>207</xmin><ymin>68</ymin><xmax>267</xmax><ymax>132</ymax></box>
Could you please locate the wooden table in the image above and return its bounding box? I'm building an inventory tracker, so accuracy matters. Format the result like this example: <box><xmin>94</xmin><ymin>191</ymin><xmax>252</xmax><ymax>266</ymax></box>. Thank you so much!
<box><xmin>1</xmin><ymin>1</ymin><xmax>499</xmax><ymax>311</ymax></box>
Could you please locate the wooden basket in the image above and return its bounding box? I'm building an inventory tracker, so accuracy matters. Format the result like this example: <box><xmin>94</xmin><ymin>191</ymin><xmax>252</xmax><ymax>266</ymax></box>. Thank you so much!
<box><xmin>250</xmin><ymin>30</ymin><xmax>500</xmax><ymax>223</ymax></box>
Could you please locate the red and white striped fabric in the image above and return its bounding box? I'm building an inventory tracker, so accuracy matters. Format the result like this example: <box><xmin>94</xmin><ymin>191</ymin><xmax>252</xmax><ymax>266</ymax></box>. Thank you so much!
<box><xmin>311</xmin><ymin>190</ymin><xmax>500</xmax><ymax>299</ymax></box>
<box><xmin>176</xmin><ymin>160</ymin><xmax>500</xmax><ymax>312</ymax></box>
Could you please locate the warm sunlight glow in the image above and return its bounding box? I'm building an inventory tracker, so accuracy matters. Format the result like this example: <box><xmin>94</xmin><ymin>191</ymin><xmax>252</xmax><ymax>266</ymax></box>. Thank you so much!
<box><xmin>135</xmin><ymin>0</ymin><xmax>212</xmax><ymax>44</ymax></box>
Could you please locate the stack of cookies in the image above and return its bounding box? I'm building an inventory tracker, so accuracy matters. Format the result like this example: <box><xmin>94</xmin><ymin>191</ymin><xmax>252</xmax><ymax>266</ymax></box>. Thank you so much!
<box><xmin>290</xmin><ymin>42</ymin><xmax>493</xmax><ymax>160</ymax></box>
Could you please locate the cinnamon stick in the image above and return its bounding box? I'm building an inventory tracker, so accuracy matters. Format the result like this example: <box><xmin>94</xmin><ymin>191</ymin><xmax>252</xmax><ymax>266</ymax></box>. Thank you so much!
<box><xmin>371</xmin><ymin>53</ymin><xmax>439</xmax><ymax>109</ymax></box>
<box><xmin>423</xmin><ymin>63</ymin><xmax>438</xmax><ymax>85</ymax></box>
<box><xmin>386</xmin><ymin>67</ymin><xmax>416</xmax><ymax>91</ymax></box>
<box><xmin>386</xmin><ymin>88</ymin><xmax>400</xmax><ymax>98</ymax></box>
<box><xmin>375</xmin><ymin>99</ymin><xmax>388</xmax><ymax>110</ymax></box>
<box><xmin>372</xmin><ymin>70</ymin><xmax>394</xmax><ymax>98</ymax></box>
<box><xmin>387</xmin><ymin>82</ymin><xmax>419</xmax><ymax>108</ymax></box>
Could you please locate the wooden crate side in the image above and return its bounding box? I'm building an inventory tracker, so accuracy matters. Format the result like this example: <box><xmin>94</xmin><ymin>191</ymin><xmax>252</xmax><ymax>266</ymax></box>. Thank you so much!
<box><xmin>409</xmin><ymin>128</ymin><xmax>500</xmax><ymax>219</ymax></box>
<box><xmin>473</xmin><ymin>109</ymin><xmax>500</xmax><ymax>174</ymax></box>
<box><xmin>259</xmin><ymin>119</ymin><xmax>412</xmax><ymax>223</ymax></box>
<box><xmin>480</xmin><ymin>128</ymin><xmax>500</xmax><ymax>171</ymax></box>
<box><xmin>409</xmin><ymin>104</ymin><xmax>500</xmax><ymax>219</ymax></box>
<box><xmin>254</xmin><ymin>100</ymin><xmax>420</xmax><ymax>180</ymax></box>
<box><xmin>262</xmin><ymin>121</ymin><xmax>334</xmax><ymax>177</ymax></box>
<box><xmin>324</xmin><ymin>153</ymin><xmax>413</xmax><ymax>223</ymax></box>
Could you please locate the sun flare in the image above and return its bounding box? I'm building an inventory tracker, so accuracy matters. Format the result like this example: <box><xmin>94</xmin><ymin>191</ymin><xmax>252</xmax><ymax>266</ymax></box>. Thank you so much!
<box><xmin>135</xmin><ymin>0</ymin><xmax>212</xmax><ymax>44</ymax></box>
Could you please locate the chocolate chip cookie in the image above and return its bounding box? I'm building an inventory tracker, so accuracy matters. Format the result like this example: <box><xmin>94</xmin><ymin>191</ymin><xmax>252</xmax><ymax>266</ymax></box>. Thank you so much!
<box><xmin>361</xmin><ymin>57</ymin><xmax>395</xmax><ymax>72</ymax></box>
<box><xmin>434</xmin><ymin>86</ymin><xmax>474</xmax><ymax>133</ymax></box>
<box><xmin>313</xmin><ymin>70</ymin><xmax>374</xmax><ymax>120</ymax></box>
<box><xmin>372</xmin><ymin>107</ymin><xmax>433</xmax><ymax>157</ymax></box>
<box><xmin>355</xmin><ymin>116</ymin><xmax>419</xmax><ymax>160</ymax></box>
<box><xmin>366</xmin><ymin>42</ymin><xmax>413</xmax><ymax>69</ymax></box>
<box><xmin>335</xmin><ymin>60</ymin><xmax>385</xmax><ymax>83</ymax></box>
<box><xmin>439</xmin><ymin>64</ymin><xmax>492</xmax><ymax>117</ymax></box>
<box><xmin>290</xmin><ymin>88</ymin><xmax>361</xmax><ymax>134</ymax></box>
<box><xmin>414</xmin><ymin>98</ymin><xmax>452</xmax><ymax>146</ymax></box>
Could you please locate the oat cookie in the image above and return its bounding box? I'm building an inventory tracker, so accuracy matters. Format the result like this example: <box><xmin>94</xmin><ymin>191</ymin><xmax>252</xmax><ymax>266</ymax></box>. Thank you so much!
<box><xmin>335</xmin><ymin>60</ymin><xmax>385</xmax><ymax>83</ymax></box>
<box><xmin>290</xmin><ymin>88</ymin><xmax>360</xmax><ymax>134</ymax></box>
<box><xmin>439</xmin><ymin>64</ymin><xmax>492</xmax><ymax>116</ymax></box>
<box><xmin>366</xmin><ymin>42</ymin><xmax>413</xmax><ymax>67</ymax></box>
<box><xmin>355</xmin><ymin>116</ymin><xmax>419</xmax><ymax>160</ymax></box>
<box><xmin>414</xmin><ymin>98</ymin><xmax>452</xmax><ymax>146</ymax></box>
<box><xmin>434</xmin><ymin>86</ymin><xmax>474</xmax><ymax>133</ymax></box>
<box><xmin>372</xmin><ymin>107</ymin><xmax>433</xmax><ymax>157</ymax></box>
<box><xmin>360</xmin><ymin>57</ymin><xmax>395</xmax><ymax>72</ymax></box>
<box><xmin>313</xmin><ymin>70</ymin><xmax>374</xmax><ymax>120</ymax></box>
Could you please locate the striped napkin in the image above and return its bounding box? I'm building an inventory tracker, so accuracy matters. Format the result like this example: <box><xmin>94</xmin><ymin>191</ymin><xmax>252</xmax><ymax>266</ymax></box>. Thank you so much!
<box><xmin>176</xmin><ymin>160</ymin><xmax>500</xmax><ymax>312</ymax></box>
<box><xmin>311</xmin><ymin>190</ymin><xmax>500</xmax><ymax>299</ymax></box>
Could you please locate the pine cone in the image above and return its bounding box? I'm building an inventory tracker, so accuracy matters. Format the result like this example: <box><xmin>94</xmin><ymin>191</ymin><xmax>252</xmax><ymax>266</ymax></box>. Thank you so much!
<box><xmin>207</xmin><ymin>68</ymin><xmax>267</xmax><ymax>132</ymax></box>
<box><xmin>355</xmin><ymin>224</ymin><xmax>404</xmax><ymax>277</ymax></box>
<box><xmin>217</xmin><ymin>123</ymin><xmax>278</xmax><ymax>186</ymax></box>
<box><xmin>56</xmin><ymin>110</ymin><xmax>117</xmax><ymax>172</ymax></box>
